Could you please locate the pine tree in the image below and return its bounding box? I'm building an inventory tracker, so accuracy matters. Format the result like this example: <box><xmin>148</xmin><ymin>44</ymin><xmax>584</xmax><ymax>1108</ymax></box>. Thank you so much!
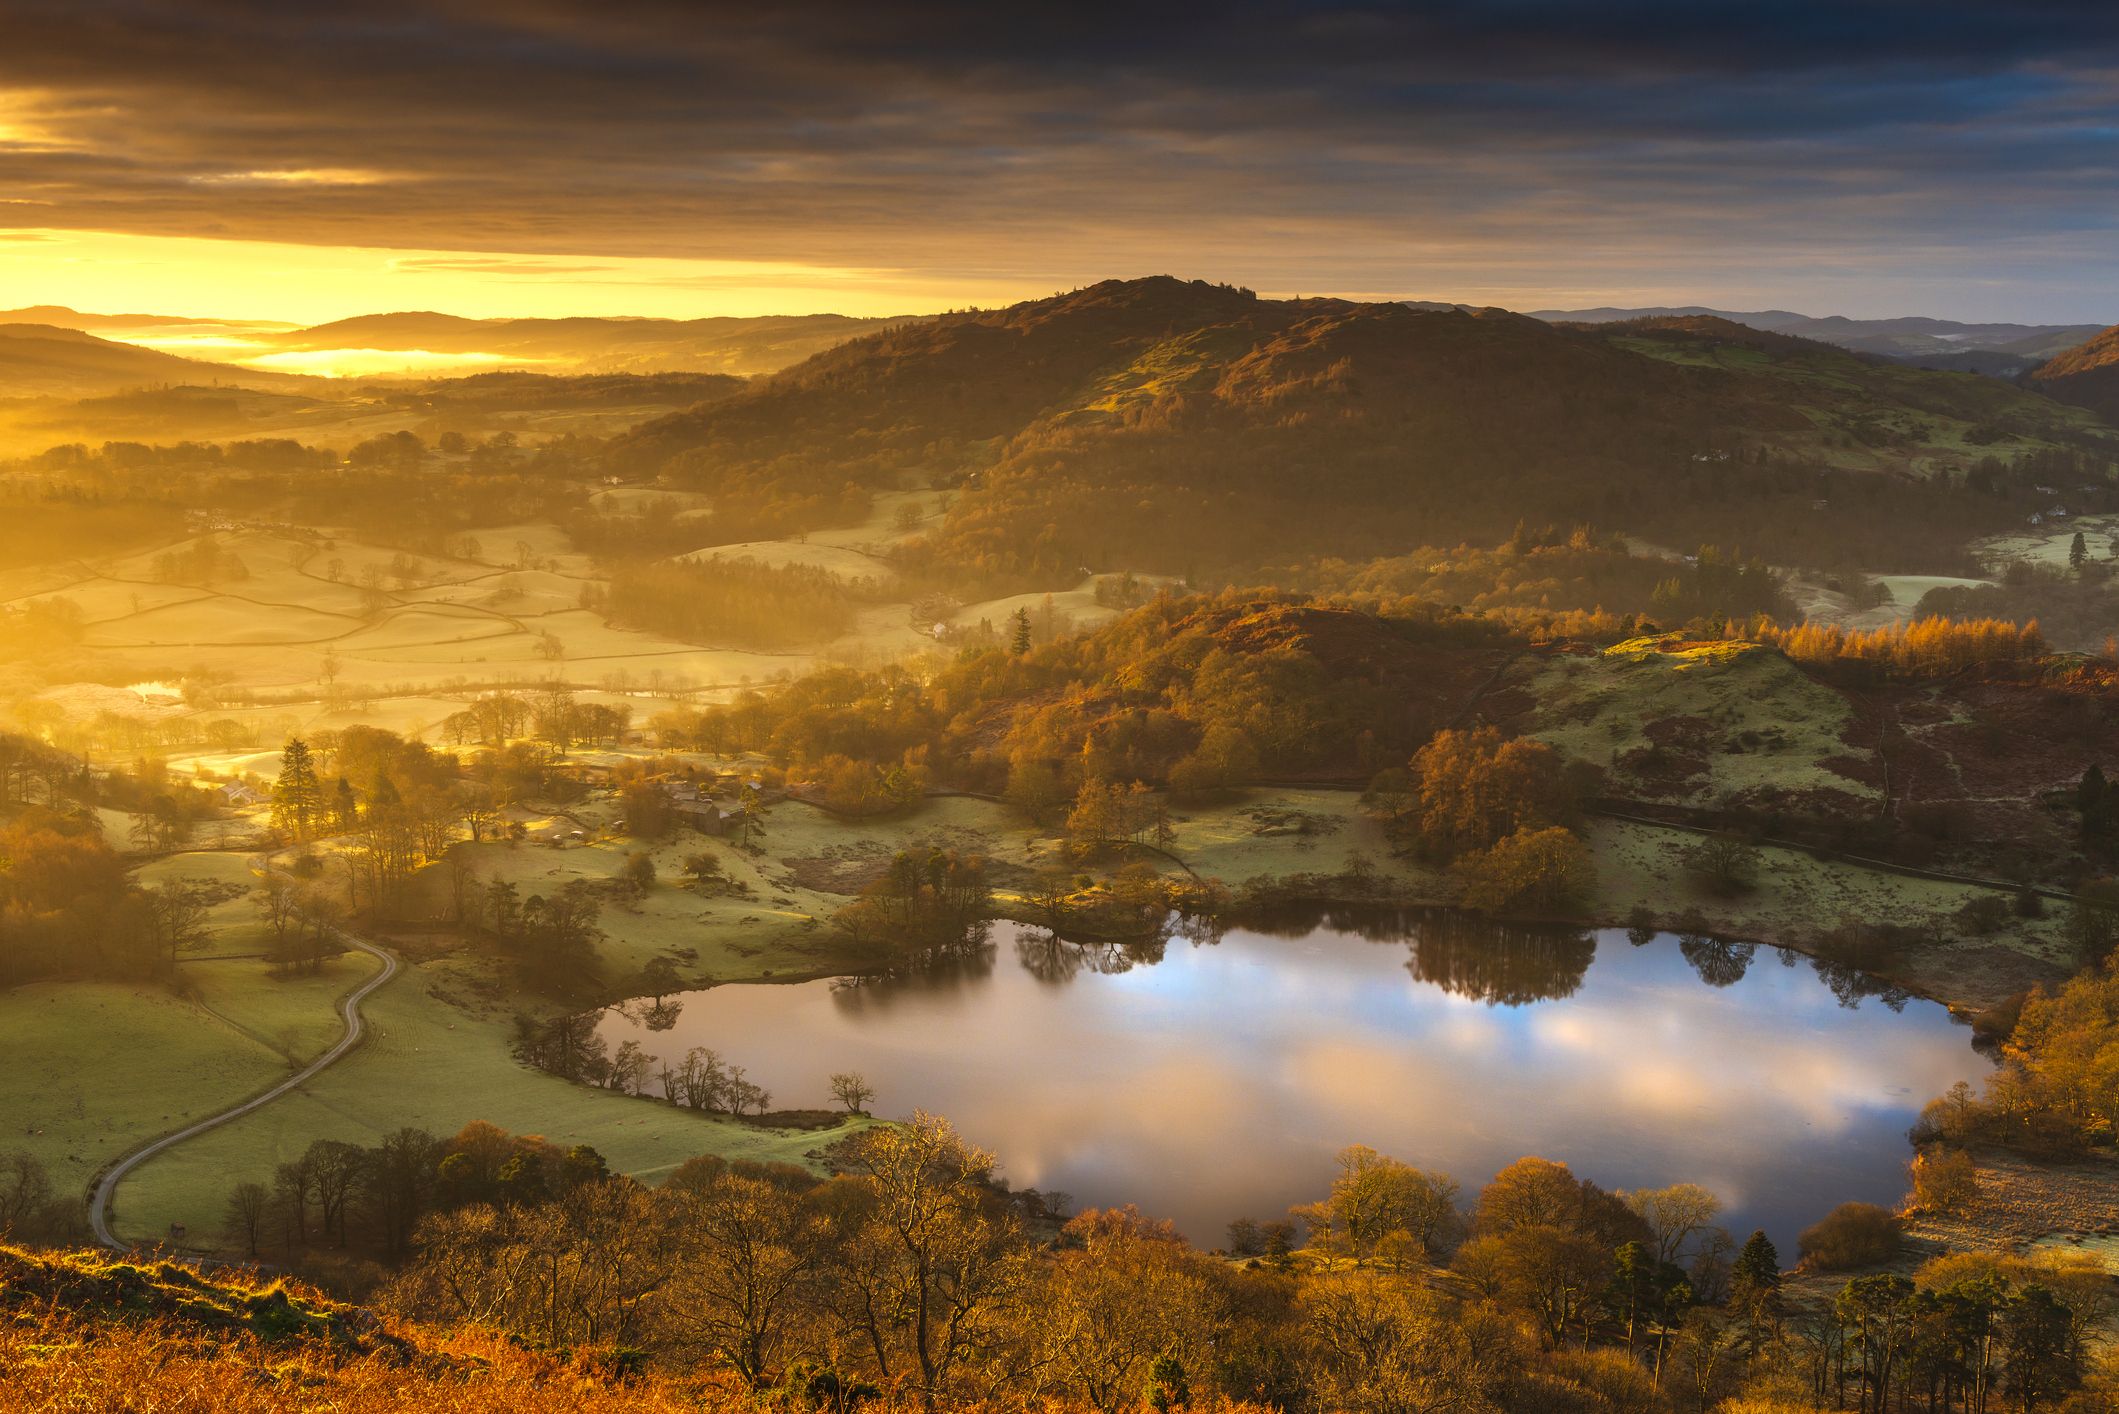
<box><xmin>1730</xmin><ymin>1228</ymin><xmax>1781</xmax><ymax>1300</ymax></box>
<box><xmin>1009</xmin><ymin>606</ymin><xmax>1033</xmax><ymax>655</ymax></box>
<box><xmin>272</xmin><ymin>737</ymin><xmax>323</xmax><ymax>840</ymax></box>
<box><xmin>2071</xmin><ymin>530</ymin><xmax>2089</xmax><ymax>570</ymax></box>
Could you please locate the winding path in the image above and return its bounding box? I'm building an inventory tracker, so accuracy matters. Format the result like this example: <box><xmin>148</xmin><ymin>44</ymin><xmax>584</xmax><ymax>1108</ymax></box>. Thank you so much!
<box><xmin>88</xmin><ymin>934</ymin><xmax>400</xmax><ymax>1251</ymax></box>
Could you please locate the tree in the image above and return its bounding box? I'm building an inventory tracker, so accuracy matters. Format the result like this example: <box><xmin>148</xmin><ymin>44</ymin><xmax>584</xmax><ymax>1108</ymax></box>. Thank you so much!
<box><xmin>1297</xmin><ymin>1268</ymin><xmax>1520</xmax><ymax>1414</ymax></box>
<box><xmin>1454</xmin><ymin>826</ymin><xmax>1595</xmax><ymax>914</ymax></box>
<box><xmin>1730</xmin><ymin>1228</ymin><xmax>1781</xmax><ymax>1305</ymax></box>
<box><xmin>455</xmin><ymin>781</ymin><xmax>499</xmax><ymax>842</ymax></box>
<box><xmin>1623</xmin><ymin>1182</ymin><xmax>1723</xmax><ymax>1267</ymax></box>
<box><xmin>1029</xmin><ymin>1207</ymin><xmax>1217</xmax><ymax>1412</ymax></box>
<box><xmin>2070</xmin><ymin>531</ymin><xmax>2089</xmax><ymax>571</ymax></box>
<box><xmin>1800</xmin><ymin>1202</ymin><xmax>1902</xmax><ymax>1271</ymax></box>
<box><xmin>1290</xmin><ymin>1145</ymin><xmax>1459</xmax><ymax>1267</ymax></box>
<box><xmin>1454</xmin><ymin>1223</ymin><xmax>1609</xmax><ymax>1349</ymax></box>
<box><xmin>271</xmin><ymin>737</ymin><xmax>324</xmax><ymax>840</ymax></box>
<box><xmin>1684</xmin><ymin>833</ymin><xmax>1761</xmax><ymax>896</ymax></box>
<box><xmin>146</xmin><ymin>881</ymin><xmax>212</xmax><ymax>974</ymax></box>
<box><xmin>2063</xmin><ymin>878</ymin><xmax>2119</xmax><ymax>965</ymax></box>
<box><xmin>1908</xmin><ymin>1147</ymin><xmax>1978</xmax><ymax>1215</ymax></box>
<box><xmin>1399</xmin><ymin>726</ymin><xmax>1580</xmax><ymax>860</ymax></box>
<box><xmin>1607</xmin><ymin>1239</ymin><xmax>1694</xmax><ymax>1349</ymax></box>
<box><xmin>1010</xmin><ymin>607</ymin><xmax>1033</xmax><ymax>655</ymax></box>
<box><xmin>2002</xmin><ymin>1284</ymin><xmax>2080</xmax><ymax>1413</ymax></box>
<box><xmin>831</xmin><ymin>1072</ymin><xmax>877</xmax><ymax>1116</ymax></box>
<box><xmin>664</xmin><ymin>1169</ymin><xmax>823</xmax><ymax>1384</ymax></box>
<box><xmin>830</xmin><ymin>1112</ymin><xmax>1025</xmax><ymax>1398</ymax></box>
<box><xmin>223</xmin><ymin>1180</ymin><xmax>270</xmax><ymax>1256</ymax></box>
<box><xmin>0</xmin><ymin>1151</ymin><xmax>55</xmax><ymax>1239</ymax></box>
<box><xmin>1836</xmin><ymin>1274</ymin><xmax>1915</xmax><ymax>1414</ymax></box>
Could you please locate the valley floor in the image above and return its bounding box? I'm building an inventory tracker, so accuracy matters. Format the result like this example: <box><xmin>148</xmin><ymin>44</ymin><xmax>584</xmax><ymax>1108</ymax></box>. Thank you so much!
<box><xmin>12</xmin><ymin>779</ymin><xmax>2075</xmax><ymax>1252</ymax></box>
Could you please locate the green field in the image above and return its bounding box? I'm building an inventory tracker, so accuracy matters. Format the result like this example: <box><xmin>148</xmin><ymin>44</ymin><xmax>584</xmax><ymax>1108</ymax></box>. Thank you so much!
<box><xmin>107</xmin><ymin>952</ymin><xmax>873</xmax><ymax>1247</ymax></box>
<box><xmin>0</xmin><ymin>952</ymin><xmax>373</xmax><ymax>1202</ymax></box>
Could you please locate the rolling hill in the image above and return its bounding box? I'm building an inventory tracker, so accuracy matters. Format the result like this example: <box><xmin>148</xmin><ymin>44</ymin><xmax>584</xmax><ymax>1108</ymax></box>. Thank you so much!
<box><xmin>265</xmin><ymin>310</ymin><xmax>926</xmax><ymax>377</ymax></box>
<box><xmin>0</xmin><ymin>323</ymin><xmax>316</xmax><ymax>397</ymax></box>
<box><xmin>610</xmin><ymin>277</ymin><xmax>2118</xmax><ymax>590</ymax></box>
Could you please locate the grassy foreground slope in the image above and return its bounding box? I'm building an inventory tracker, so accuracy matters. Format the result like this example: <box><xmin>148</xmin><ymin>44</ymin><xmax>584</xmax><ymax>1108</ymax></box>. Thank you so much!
<box><xmin>0</xmin><ymin>1243</ymin><xmax>861</xmax><ymax>1413</ymax></box>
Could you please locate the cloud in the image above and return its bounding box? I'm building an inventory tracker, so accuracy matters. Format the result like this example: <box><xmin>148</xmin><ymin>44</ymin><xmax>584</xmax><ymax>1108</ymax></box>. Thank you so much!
<box><xmin>389</xmin><ymin>256</ymin><xmax>618</xmax><ymax>276</ymax></box>
<box><xmin>0</xmin><ymin>1</ymin><xmax>2114</xmax><ymax>317</ymax></box>
<box><xmin>191</xmin><ymin>168</ymin><xmax>396</xmax><ymax>186</ymax></box>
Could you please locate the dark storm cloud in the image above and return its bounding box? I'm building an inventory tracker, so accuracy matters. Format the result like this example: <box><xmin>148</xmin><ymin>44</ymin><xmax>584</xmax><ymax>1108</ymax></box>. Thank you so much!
<box><xmin>0</xmin><ymin>0</ymin><xmax>2116</xmax><ymax>311</ymax></box>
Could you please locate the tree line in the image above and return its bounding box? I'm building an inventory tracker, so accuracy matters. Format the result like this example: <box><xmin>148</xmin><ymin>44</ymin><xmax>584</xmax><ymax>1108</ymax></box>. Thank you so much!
<box><xmin>171</xmin><ymin>1114</ymin><xmax>2119</xmax><ymax>1413</ymax></box>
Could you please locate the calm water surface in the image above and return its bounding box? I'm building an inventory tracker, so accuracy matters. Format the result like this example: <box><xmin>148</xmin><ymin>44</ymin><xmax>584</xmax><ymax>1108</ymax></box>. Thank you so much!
<box><xmin>598</xmin><ymin>910</ymin><xmax>1987</xmax><ymax>1249</ymax></box>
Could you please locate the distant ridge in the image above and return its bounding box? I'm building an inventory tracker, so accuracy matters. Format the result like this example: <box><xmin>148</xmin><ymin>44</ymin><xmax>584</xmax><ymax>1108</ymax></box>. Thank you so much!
<box><xmin>270</xmin><ymin>311</ymin><xmax>928</xmax><ymax>377</ymax></box>
<box><xmin>1527</xmin><ymin>304</ymin><xmax>2105</xmax><ymax>367</ymax></box>
<box><xmin>0</xmin><ymin>323</ymin><xmax>315</xmax><ymax>395</ymax></box>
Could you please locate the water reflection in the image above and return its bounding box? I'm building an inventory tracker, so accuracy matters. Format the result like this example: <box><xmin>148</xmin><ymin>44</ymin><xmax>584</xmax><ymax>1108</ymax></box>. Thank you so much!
<box><xmin>600</xmin><ymin>915</ymin><xmax>1985</xmax><ymax>1250</ymax></box>
<box><xmin>610</xmin><ymin>995</ymin><xmax>686</xmax><ymax>1032</ymax></box>
<box><xmin>1407</xmin><ymin>914</ymin><xmax>1596</xmax><ymax>1005</ymax></box>
<box><xmin>1679</xmin><ymin>936</ymin><xmax>1756</xmax><ymax>989</ymax></box>
<box><xmin>1228</xmin><ymin>903</ymin><xmax>1596</xmax><ymax>1005</ymax></box>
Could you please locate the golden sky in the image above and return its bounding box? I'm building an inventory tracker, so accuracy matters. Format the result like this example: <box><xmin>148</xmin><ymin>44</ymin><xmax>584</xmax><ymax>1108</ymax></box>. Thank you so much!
<box><xmin>0</xmin><ymin>228</ymin><xmax>1032</xmax><ymax>324</ymax></box>
<box><xmin>2</xmin><ymin>3</ymin><xmax>2116</xmax><ymax>324</ymax></box>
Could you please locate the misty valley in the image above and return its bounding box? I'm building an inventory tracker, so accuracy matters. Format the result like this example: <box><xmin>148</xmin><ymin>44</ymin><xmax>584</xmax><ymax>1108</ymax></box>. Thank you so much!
<box><xmin>5</xmin><ymin>279</ymin><xmax>2118</xmax><ymax>1413</ymax></box>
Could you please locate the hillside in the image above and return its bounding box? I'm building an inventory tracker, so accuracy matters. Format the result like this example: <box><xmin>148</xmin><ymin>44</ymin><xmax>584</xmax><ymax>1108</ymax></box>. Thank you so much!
<box><xmin>270</xmin><ymin>310</ymin><xmax>925</xmax><ymax>377</ymax></box>
<box><xmin>2030</xmin><ymin>325</ymin><xmax>2119</xmax><ymax>421</ymax></box>
<box><xmin>0</xmin><ymin>324</ymin><xmax>316</xmax><ymax>397</ymax></box>
<box><xmin>1533</xmin><ymin>304</ymin><xmax>2105</xmax><ymax>366</ymax></box>
<box><xmin>611</xmin><ymin>277</ymin><xmax>2116</xmax><ymax>590</ymax></box>
<box><xmin>0</xmin><ymin>1244</ymin><xmax>782</xmax><ymax>1412</ymax></box>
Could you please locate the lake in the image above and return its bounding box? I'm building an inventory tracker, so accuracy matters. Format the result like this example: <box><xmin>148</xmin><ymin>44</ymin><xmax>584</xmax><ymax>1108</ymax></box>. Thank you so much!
<box><xmin>597</xmin><ymin>908</ymin><xmax>1987</xmax><ymax>1249</ymax></box>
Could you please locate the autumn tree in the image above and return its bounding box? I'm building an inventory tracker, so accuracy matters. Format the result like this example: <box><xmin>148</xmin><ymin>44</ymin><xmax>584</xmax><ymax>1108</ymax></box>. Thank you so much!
<box><xmin>1290</xmin><ymin>1145</ymin><xmax>1460</xmax><ymax>1268</ymax></box>
<box><xmin>1454</xmin><ymin>825</ymin><xmax>1596</xmax><ymax>914</ymax></box>
<box><xmin>1394</xmin><ymin>726</ymin><xmax>1583</xmax><ymax>861</ymax></box>
<box><xmin>828</xmin><ymin>1112</ymin><xmax>1026</xmax><ymax>1399</ymax></box>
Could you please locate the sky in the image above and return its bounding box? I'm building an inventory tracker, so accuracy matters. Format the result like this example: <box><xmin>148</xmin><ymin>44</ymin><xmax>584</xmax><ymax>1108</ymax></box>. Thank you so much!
<box><xmin>1</xmin><ymin>0</ymin><xmax>2116</xmax><ymax>324</ymax></box>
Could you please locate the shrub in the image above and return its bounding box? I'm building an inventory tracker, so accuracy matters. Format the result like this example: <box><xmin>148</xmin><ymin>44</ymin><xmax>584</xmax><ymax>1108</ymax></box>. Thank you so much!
<box><xmin>1684</xmin><ymin>833</ymin><xmax>1760</xmax><ymax>896</ymax></box>
<box><xmin>1956</xmin><ymin>894</ymin><xmax>2010</xmax><ymax>936</ymax></box>
<box><xmin>1797</xmin><ymin>1202</ymin><xmax>1902</xmax><ymax>1270</ymax></box>
<box><xmin>1907</xmin><ymin>1148</ymin><xmax>1978</xmax><ymax>1216</ymax></box>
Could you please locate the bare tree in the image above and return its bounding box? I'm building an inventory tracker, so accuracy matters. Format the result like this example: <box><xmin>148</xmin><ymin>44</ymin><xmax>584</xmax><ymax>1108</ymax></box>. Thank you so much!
<box><xmin>830</xmin><ymin>1071</ymin><xmax>877</xmax><ymax>1116</ymax></box>
<box><xmin>224</xmin><ymin>1180</ymin><xmax>270</xmax><ymax>1257</ymax></box>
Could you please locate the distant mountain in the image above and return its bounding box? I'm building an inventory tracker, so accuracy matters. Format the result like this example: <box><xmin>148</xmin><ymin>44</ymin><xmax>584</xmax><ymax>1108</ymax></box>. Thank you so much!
<box><xmin>0</xmin><ymin>323</ymin><xmax>313</xmax><ymax>397</ymax></box>
<box><xmin>1529</xmin><ymin>304</ymin><xmax>2105</xmax><ymax>366</ymax></box>
<box><xmin>266</xmin><ymin>311</ymin><xmax>926</xmax><ymax>377</ymax></box>
<box><xmin>613</xmin><ymin>276</ymin><xmax>2112</xmax><ymax>589</ymax></box>
<box><xmin>2030</xmin><ymin>325</ymin><xmax>2119</xmax><ymax>421</ymax></box>
<box><xmin>0</xmin><ymin>304</ymin><xmax>242</xmax><ymax>331</ymax></box>
<box><xmin>1529</xmin><ymin>304</ymin><xmax>1814</xmax><ymax>331</ymax></box>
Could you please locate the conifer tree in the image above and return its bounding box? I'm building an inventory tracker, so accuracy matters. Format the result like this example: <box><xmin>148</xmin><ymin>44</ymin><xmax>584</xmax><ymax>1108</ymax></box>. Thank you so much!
<box><xmin>272</xmin><ymin>737</ymin><xmax>323</xmax><ymax>840</ymax></box>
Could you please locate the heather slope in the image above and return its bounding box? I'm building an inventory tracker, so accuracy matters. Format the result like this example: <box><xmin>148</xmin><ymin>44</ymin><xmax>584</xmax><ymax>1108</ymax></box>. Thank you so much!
<box><xmin>2031</xmin><ymin>324</ymin><xmax>2119</xmax><ymax>421</ymax></box>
